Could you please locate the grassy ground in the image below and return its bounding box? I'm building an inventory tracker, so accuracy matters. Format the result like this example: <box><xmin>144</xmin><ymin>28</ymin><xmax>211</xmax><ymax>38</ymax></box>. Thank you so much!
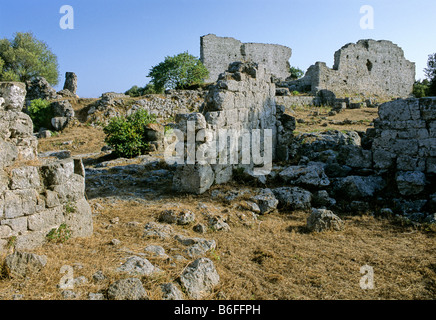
<box><xmin>1</xmin><ymin>102</ymin><xmax>435</xmax><ymax>300</ymax></box>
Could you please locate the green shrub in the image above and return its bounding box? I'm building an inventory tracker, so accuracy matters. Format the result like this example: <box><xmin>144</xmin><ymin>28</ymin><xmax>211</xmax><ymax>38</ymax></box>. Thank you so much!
<box><xmin>27</xmin><ymin>99</ymin><xmax>53</xmax><ymax>132</ymax></box>
<box><xmin>125</xmin><ymin>83</ymin><xmax>161</xmax><ymax>97</ymax></box>
<box><xmin>46</xmin><ymin>224</ymin><xmax>72</xmax><ymax>243</ymax></box>
<box><xmin>103</xmin><ymin>109</ymin><xmax>157</xmax><ymax>158</ymax></box>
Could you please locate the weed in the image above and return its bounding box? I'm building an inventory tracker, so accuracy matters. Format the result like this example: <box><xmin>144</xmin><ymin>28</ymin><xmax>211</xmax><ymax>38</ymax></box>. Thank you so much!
<box><xmin>46</xmin><ymin>224</ymin><xmax>72</xmax><ymax>244</ymax></box>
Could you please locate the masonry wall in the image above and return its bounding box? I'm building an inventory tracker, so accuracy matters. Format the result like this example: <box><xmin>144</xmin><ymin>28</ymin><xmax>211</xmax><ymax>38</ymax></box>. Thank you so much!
<box><xmin>200</xmin><ymin>34</ymin><xmax>292</xmax><ymax>83</ymax></box>
<box><xmin>172</xmin><ymin>62</ymin><xmax>279</xmax><ymax>194</ymax></box>
<box><xmin>288</xmin><ymin>39</ymin><xmax>415</xmax><ymax>99</ymax></box>
<box><xmin>0</xmin><ymin>82</ymin><xmax>93</xmax><ymax>252</ymax></box>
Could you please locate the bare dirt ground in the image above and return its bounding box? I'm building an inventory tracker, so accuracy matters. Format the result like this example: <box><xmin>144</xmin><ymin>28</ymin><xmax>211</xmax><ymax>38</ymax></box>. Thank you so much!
<box><xmin>1</xmin><ymin>101</ymin><xmax>435</xmax><ymax>300</ymax></box>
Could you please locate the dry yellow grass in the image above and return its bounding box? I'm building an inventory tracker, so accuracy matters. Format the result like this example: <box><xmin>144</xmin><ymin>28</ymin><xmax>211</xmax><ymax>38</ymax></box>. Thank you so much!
<box><xmin>0</xmin><ymin>191</ymin><xmax>435</xmax><ymax>300</ymax></box>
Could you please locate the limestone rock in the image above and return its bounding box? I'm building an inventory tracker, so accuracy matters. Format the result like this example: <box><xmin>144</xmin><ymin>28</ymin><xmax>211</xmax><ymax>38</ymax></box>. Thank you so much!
<box><xmin>179</xmin><ymin>258</ymin><xmax>220</xmax><ymax>300</ymax></box>
<box><xmin>4</xmin><ymin>252</ymin><xmax>47</xmax><ymax>278</ymax></box>
<box><xmin>0</xmin><ymin>82</ymin><xmax>26</xmax><ymax>111</ymax></box>
<box><xmin>160</xmin><ymin>283</ymin><xmax>184</xmax><ymax>300</ymax></box>
<box><xmin>173</xmin><ymin>164</ymin><xmax>214</xmax><ymax>195</ymax></box>
<box><xmin>250</xmin><ymin>189</ymin><xmax>279</xmax><ymax>214</ymax></box>
<box><xmin>63</xmin><ymin>72</ymin><xmax>78</xmax><ymax>95</ymax></box>
<box><xmin>307</xmin><ymin>208</ymin><xmax>344</xmax><ymax>232</ymax></box>
<box><xmin>107</xmin><ymin>278</ymin><xmax>148</xmax><ymax>300</ymax></box>
<box><xmin>272</xmin><ymin>187</ymin><xmax>312</xmax><ymax>211</ymax></box>
<box><xmin>117</xmin><ymin>256</ymin><xmax>162</xmax><ymax>277</ymax></box>
<box><xmin>25</xmin><ymin>77</ymin><xmax>59</xmax><ymax>101</ymax></box>
<box><xmin>396</xmin><ymin>171</ymin><xmax>426</xmax><ymax>196</ymax></box>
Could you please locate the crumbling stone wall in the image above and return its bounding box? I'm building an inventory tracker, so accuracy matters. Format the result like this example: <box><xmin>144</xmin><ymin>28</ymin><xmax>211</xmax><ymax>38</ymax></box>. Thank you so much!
<box><xmin>372</xmin><ymin>97</ymin><xmax>436</xmax><ymax>196</ymax></box>
<box><xmin>287</xmin><ymin>39</ymin><xmax>415</xmax><ymax>99</ymax></box>
<box><xmin>200</xmin><ymin>34</ymin><xmax>292</xmax><ymax>83</ymax></box>
<box><xmin>172</xmin><ymin>62</ymin><xmax>279</xmax><ymax>194</ymax></box>
<box><xmin>0</xmin><ymin>82</ymin><xmax>93</xmax><ymax>252</ymax></box>
<box><xmin>87</xmin><ymin>90</ymin><xmax>205</xmax><ymax>125</ymax></box>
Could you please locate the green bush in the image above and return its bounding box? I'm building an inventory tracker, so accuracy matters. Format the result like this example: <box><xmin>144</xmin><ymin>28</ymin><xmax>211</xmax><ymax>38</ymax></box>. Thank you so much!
<box><xmin>125</xmin><ymin>83</ymin><xmax>160</xmax><ymax>97</ymax></box>
<box><xmin>27</xmin><ymin>99</ymin><xmax>53</xmax><ymax>132</ymax></box>
<box><xmin>147</xmin><ymin>51</ymin><xmax>209</xmax><ymax>93</ymax></box>
<box><xmin>103</xmin><ymin>109</ymin><xmax>157</xmax><ymax>158</ymax></box>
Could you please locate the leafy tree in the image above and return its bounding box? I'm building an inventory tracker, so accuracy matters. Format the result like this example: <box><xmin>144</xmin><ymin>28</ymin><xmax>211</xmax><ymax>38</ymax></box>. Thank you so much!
<box><xmin>147</xmin><ymin>52</ymin><xmax>209</xmax><ymax>93</ymax></box>
<box><xmin>413</xmin><ymin>79</ymin><xmax>430</xmax><ymax>98</ymax></box>
<box><xmin>289</xmin><ymin>66</ymin><xmax>304</xmax><ymax>80</ymax></box>
<box><xmin>424</xmin><ymin>53</ymin><xmax>436</xmax><ymax>82</ymax></box>
<box><xmin>424</xmin><ymin>53</ymin><xmax>436</xmax><ymax>96</ymax></box>
<box><xmin>0</xmin><ymin>32</ymin><xmax>59</xmax><ymax>85</ymax></box>
<box><xmin>103</xmin><ymin>109</ymin><xmax>157</xmax><ymax>158</ymax></box>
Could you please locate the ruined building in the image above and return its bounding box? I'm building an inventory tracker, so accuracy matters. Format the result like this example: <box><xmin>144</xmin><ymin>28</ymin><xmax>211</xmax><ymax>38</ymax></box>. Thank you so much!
<box><xmin>200</xmin><ymin>34</ymin><xmax>292</xmax><ymax>83</ymax></box>
<box><xmin>284</xmin><ymin>39</ymin><xmax>416</xmax><ymax>99</ymax></box>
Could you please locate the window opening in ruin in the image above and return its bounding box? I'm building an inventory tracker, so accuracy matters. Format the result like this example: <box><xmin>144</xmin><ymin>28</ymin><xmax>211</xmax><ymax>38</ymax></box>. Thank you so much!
<box><xmin>366</xmin><ymin>59</ymin><xmax>373</xmax><ymax>72</ymax></box>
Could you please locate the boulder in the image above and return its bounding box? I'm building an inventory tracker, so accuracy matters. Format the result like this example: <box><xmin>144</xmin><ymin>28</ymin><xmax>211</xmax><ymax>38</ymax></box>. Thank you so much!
<box><xmin>117</xmin><ymin>256</ymin><xmax>162</xmax><ymax>277</ymax></box>
<box><xmin>307</xmin><ymin>208</ymin><xmax>344</xmax><ymax>232</ymax></box>
<box><xmin>107</xmin><ymin>278</ymin><xmax>148</xmax><ymax>300</ymax></box>
<box><xmin>272</xmin><ymin>187</ymin><xmax>312</xmax><ymax>211</ymax></box>
<box><xmin>332</xmin><ymin>175</ymin><xmax>386</xmax><ymax>200</ymax></box>
<box><xmin>279</xmin><ymin>165</ymin><xmax>330</xmax><ymax>187</ymax></box>
<box><xmin>179</xmin><ymin>258</ymin><xmax>220</xmax><ymax>300</ymax></box>
<box><xmin>160</xmin><ymin>283</ymin><xmax>184</xmax><ymax>300</ymax></box>
<box><xmin>250</xmin><ymin>188</ymin><xmax>279</xmax><ymax>214</ymax></box>
<box><xmin>173</xmin><ymin>164</ymin><xmax>214</xmax><ymax>195</ymax></box>
<box><xmin>4</xmin><ymin>251</ymin><xmax>47</xmax><ymax>278</ymax></box>
<box><xmin>395</xmin><ymin>171</ymin><xmax>426</xmax><ymax>196</ymax></box>
<box><xmin>25</xmin><ymin>77</ymin><xmax>59</xmax><ymax>101</ymax></box>
<box><xmin>0</xmin><ymin>82</ymin><xmax>26</xmax><ymax>111</ymax></box>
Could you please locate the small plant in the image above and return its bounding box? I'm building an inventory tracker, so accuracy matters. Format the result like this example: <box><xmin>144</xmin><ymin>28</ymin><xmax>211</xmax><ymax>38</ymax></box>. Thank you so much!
<box><xmin>46</xmin><ymin>223</ymin><xmax>72</xmax><ymax>243</ymax></box>
<box><xmin>26</xmin><ymin>99</ymin><xmax>54</xmax><ymax>132</ymax></box>
<box><xmin>64</xmin><ymin>202</ymin><xmax>76</xmax><ymax>215</ymax></box>
<box><xmin>103</xmin><ymin>109</ymin><xmax>157</xmax><ymax>158</ymax></box>
<box><xmin>6</xmin><ymin>236</ymin><xmax>17</xmax><ymax>250</ymax></box>
<box><xmin>209</xmin><ymin>248</ymin><xmax>221</xmax><ymax>261</ymax></box>
<box><xmin>291</xmin><ymin>90</ymin><xmax>300</xmax><ymax>96</ymax></box>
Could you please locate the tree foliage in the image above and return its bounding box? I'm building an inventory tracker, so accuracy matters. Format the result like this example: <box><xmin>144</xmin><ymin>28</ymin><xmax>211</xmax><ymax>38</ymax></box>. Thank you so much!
<box><xmin>147</xmin><ymin>52</ymin><xmax>209</xmax><ymax>93</ymax></box>
<box><xmin>413</xmin><ymin>79</ymin><xmax>430</xmax><ymax>98</ymax></box>
<box><xmin>0</xmin><ymin>32</ymin><xmax>59</xmax><ymax>85</ymax></box>
<box><xmin>289</xmin><ymin>66</ymin><xmax>304</xmax><ymax>80</ymax></box>
<box><xmin>424</xmin><ymin>53</ymin><xmax>436</xmax><ymax>96</ymax></box>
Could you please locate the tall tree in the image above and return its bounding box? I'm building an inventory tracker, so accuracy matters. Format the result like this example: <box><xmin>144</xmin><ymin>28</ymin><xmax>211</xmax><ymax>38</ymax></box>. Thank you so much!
<box><xmin>0</xmin><ymin>32</ymin><xmax>59</xmax><ymax>86</ymax></box>
<box><xmin>424</xmin><ymin>53</ymin><xmax>436</xmax><ymax>96</ymax></box>
<box><xmin>147</xmin><ymin>52</ymin><xmax>209</xmax><ymax>93</ymax></box>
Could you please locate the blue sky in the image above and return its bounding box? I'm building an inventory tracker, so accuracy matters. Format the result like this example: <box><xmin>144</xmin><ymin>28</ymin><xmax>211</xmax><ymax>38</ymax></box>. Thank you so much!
<box><xmin>0</xmin><ymin>0</ymin><xmax>435</xmax><ymax>98</ymax></box>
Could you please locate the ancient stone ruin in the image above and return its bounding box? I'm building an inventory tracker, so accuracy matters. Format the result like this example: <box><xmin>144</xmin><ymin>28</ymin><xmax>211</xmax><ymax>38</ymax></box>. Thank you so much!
<box><xmin>62</xmin><ymin>72</ymin><xmax>78</xmax><ymax>97</ymax></box>
<box><xmin>283</xmin><ymin>39</ymin><xmax>415</xmax><ymax>100</ymax></box>
<box><xmin>172</xmin><ymin>61</ymin><xmax>282</xmax><ymax>194</ymax></box>
<box><xmin>0</xmin><ymin>82</ymin><xmax>93</xmax><ymax>252</ymax></box>
<box><xmin>200</xmin><ymin>34</ymin><xmax>292</xmax><ymax>83</ymax></box>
